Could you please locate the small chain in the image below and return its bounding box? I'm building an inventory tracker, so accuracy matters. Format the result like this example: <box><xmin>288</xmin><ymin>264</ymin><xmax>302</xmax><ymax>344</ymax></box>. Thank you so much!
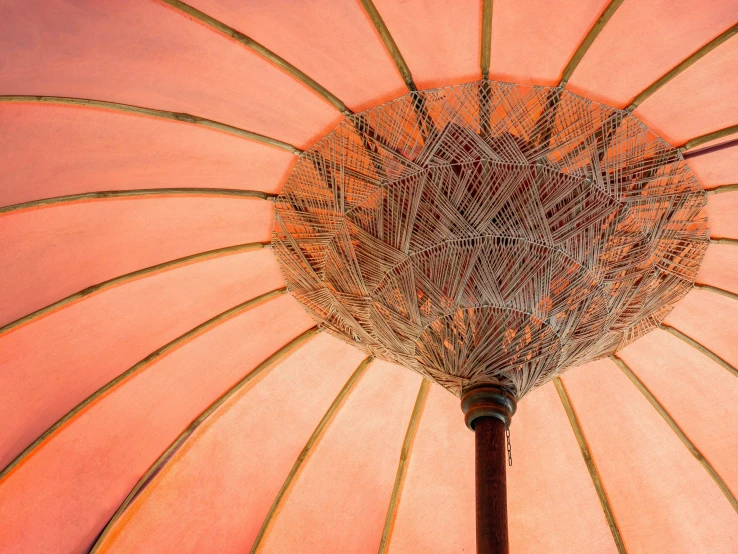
<box><xmin>506</xmin><ymin>426</ymin><xmax>512</xmax><ymax>466</ymax></box>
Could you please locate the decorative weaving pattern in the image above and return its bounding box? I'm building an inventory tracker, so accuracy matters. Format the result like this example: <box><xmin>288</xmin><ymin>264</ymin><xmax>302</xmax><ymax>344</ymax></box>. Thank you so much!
<box><xmin>273</xmin><ymin>81</ymin><xmax>708</xmax><ymax>398</ymax></box>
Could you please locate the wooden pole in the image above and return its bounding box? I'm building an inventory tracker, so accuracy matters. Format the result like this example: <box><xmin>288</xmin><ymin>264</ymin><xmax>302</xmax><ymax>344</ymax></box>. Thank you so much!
<box><xmin>474</xmin><ymin>416</ymin><xmax>508</xmax><ymax>554</ymax></box>
<box><xmin>461</xmin><ymin>385</ymin><xmax>516</xmax><ymax>554</ymax></box>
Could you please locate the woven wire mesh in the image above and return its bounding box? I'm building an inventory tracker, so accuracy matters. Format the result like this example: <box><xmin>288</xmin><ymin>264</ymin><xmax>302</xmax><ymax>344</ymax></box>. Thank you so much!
<box><xmin>273</xmin><ymin>81</ymin><xmax>708</xmax><ymax>399</ymax></box>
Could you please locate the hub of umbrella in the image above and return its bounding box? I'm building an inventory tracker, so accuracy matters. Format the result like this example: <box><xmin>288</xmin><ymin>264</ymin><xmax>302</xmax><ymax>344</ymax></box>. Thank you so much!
<box><xmin>273</xmin><ymin>80</ymin><xmax>707</xmax><ymax>552</ymax></box>
<box><xmin>273</xmin><ymin>80</ymin><xmax>707</xmax><ymax>400</ymax></box>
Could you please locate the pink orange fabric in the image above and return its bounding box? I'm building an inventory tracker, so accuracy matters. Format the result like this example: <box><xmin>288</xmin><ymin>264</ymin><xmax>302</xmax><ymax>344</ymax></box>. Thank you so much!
<box><xmin>96</xmin><ymin>334</ymin><xmax>367</xmax><ymax>553</ymax></box>
<box><xmin>0</xmin><ymin>248</ymin><xmax>284</xmax><ymax>469</ymax></box>
<box><xmin>705</xmin><ymin>191</ymin><xmax>738</xmax><ymax>239</ymax></box>
<box><xmin>696</xmin><ymin>242</ymin><xmax>738</xmax><ymax>295</ymax></box>
<box><xmin>0</xmin><ymin>0</ymin><xmax>340</xmax><ymax>147</ymax></box>
<box><xmin>0</xmin><ymin>103</ymin><xmax>294</xmax><ymax>207</ymax></box>
<box><xmin>184</xmin><ymin>0</ymin><xmax>406</xmax><ymax>111</ymax></box>
<box><xmin>563</xmin><ymin>360</ymin><xmax>738</xmax><ymax>553</ymax></box>
<box><xmin>0</xmin><ymin>294</ymin><xmax>313</xmax><ymax>554</ymax></box>
<box><xmin>490</xmin><ymin>0</ymin><xmax>610</xmax><ymax>86</ymax></box>
<box><xmin>0</xmin><ymin>196</ymin><xmax>273</xmax><ymax>325</ymax></box>
<box><xmin>567</xmin><ymin>0</ymin><xmax>738</xmax><ymax>107</ymax></box>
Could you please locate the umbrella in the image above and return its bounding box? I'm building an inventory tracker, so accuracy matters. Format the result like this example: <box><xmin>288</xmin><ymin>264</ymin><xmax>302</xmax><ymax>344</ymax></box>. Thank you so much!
<box><xmin>1</xmin><ymin>0</ymin><xmax>737</xmax><ymax>552</ymax></box>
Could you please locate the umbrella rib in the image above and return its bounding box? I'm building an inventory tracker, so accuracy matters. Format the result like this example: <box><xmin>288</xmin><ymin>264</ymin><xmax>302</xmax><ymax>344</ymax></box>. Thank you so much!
<box><xmin>627</xmin><ymin>24</ymin><xmax>738</xmax><ymax>110</ymax></box>
<box><xmin>611</xmin><ymin>355</ymin><xmax>738</xmax><ymax>513</ymax></box>
<box><xmin>249</xmin><ymin>355</ymin><xmax>375</xmax><ymax>553</ymax></box>
<box><xmin>704</xmin><ymin>184</ymin><xmax>738</xmax><ymax>195</ymax></box>
<box><xmin>559</xmin><ymin>0</ymin><xmax>625</xmax><ymax>86</ymax></box>
<box><xmin>378</xmin><ymin>379</ymin><xmax>431</xmax><ymax>554</ymax></box>
<box><xmin>358</xmin><ymin>0</ymin><xmax>417</xmax><ymax>91</ymax></box>
<box><xmin>553</xmin><ymin>377</ymin><xmax>628</xmax><ymax>554</ymax></box>
<box><xmin>480</xmin><ymin>0</ymin><xmax>493</xmax><ymax>80</ymax></box>
<box><xmin>158</xmin><ymin>0</ymin><xmax>352</xmax><ymax>115</ymax></box>
<box><xmin>684</xmin><ymin>137</ymin><xmax>738</xmax><ymax>160</ymax></box>
<box><xmin>88</xmin><ymin>325</ymin><xmax>320</xmax><ymax>553</ymax></box>
<box><xmin>679</xmin><ymin>123</ymin><xmax>738</xmax><ymax>152</ymax></box>
<box><xmin>0</xmin><ymin>242</ymin><xmax>270</xmax><ymax>338</ymax></box>
<box><xmin>0</xmin><ymin>95</ymin><xmax>302</xmax><ymax>154</ymax></box>
<box><xmin>0</xmin><ymin>188</ymin><xmax>275</xmax><ymax>215</ymax></box>
<box><xmin>0</xmin><ymin>288</ymin><xmax>290</xmax><ymax>482</ymax></box>
<box><xmin>660</xmin><ymin>324</ymin><xmax>738</xmax><ymax>379</ymax></box>
<box><xmin>694</xmin><ymin>283</ymin><xmax>738</xmax><ymax>303</ymax></box>
<box><xmin>711</xmin><ymin>237</ymin><xmax>738</xmax><ymax>246</ymax></box>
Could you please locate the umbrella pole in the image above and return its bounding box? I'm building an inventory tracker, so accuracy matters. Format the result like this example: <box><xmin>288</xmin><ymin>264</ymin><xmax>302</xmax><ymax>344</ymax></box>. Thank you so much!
<box><xmin>461</xmin><ymin>385</ymin><xmax>517</xmax><ymax>554</ymax></box>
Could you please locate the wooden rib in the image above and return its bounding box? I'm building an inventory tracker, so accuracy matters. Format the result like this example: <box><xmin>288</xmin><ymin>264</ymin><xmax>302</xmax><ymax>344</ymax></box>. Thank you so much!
<box><xmin>0</xmin><ymin>242</ymin><xmax>270</xmax><ymax>338</ymax></box>
<box><xmin>559</xmin><ymin>0</ymin><xmax>625</xmax><ymax>86</ymax></box>
<box><xmin>89</xmin><ymin>326</ymin><xmax>319</xmax><ymax>553</ymax></box>
<box><xmin>694</xmin><ymin>283</ymin><xmax>738</xmax><ymax>303</ymax></box>
<box><xmin>628</xmin><ymin>24</ymin><xmax>738</xmax><ymax>110</ymax></box>
<box><xmin>250</xmin><ymin>356</ymin><xmax>375</xmax><ymax>553</ymax></box>
<box><xmin>684</xmin><ymin>137</ymin><xmax>738</xmax><ymax>160</ymax></box>
<box><xmin>712</xmin><ymin>237</ymin><xmax>738</xmax><ymax>246</ymax></box>
<box><xmin>705</xmin><ymin>184</ymin><xmax>738</xmax><ymax>195</ymax></box>
<box><xmin>159</xmin><ymin>0</ymin><xmax>351</xmax><ymax>115</ymax></box>
<box><xmin>378</xmin><ymin>379</ymin><xmax>430</xmax><ymax>553</ymax></box>
<box><xmin>358</xmin><ymin>0</ymin><xmax>416</xmax><ymax>91</ymax></box>
<box><xmin>480</xmin><ymin>0</ymin><xmax>493</xmax><ymax>79</ymax></box>
<box><xmin>680</xmin><ymin>124</ymin><xmax>738</xmax><ymax>152</ymax></box>
<box><xmin>0</xmin><ymin>289</ymin><xmax>289</xmax><ymax>482</ymax></box>
<box><xmin>0</xmin><ymin>188</ymin><xmax>275</xmax><ymax>215</ymax></box>
<box><xmin>661</xmin><ymin>323</ymin><xmax>738</xmax><ymax>379</ymax></box>
<box><xmin>611</xmin><ymin>355</ymin><xmax>738</xmax><ymax>513</ymax></box>
<box><xmin>0</xmin><ymin>96</ymin><xmax>302</xmax><ymax>154</ymax></box>
<box><xmin>553</xmin><ymin>377</ymin><xmax>627</xmax><ymax>554</ymax></box>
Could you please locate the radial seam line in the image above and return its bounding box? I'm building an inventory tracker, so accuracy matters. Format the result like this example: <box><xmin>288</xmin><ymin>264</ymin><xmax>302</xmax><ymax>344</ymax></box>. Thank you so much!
<box><xmin>378</xmin><ymin>379</ymin><xmax>431</xmax><ymax>553</ymax></box>
<box><xmin>250</xmin><ymin>355</ymin><xmax>375</xmax><ymax>553</ymax></box>
<box><xmin>0</xmin><ymin>289</ymin><xmax>288</xmax><ymax>482</ymax></box>
<box><xmin>660</xmin><ymin>324</ymin><xmax>738</xmax><ymax>379</ymax></box>
<box><xmin>612</xmin><ymin>355</ymin><xmax>738</xmax><ymax>513</ymax></box>
<box><xmin>0</xmin><ymin>96</ymin><xmax>302</xmax><ymax>154</ymax></box>
<box><xmin>358</xmin><ymin>0</ymin><xmax>416</xmax><ymax>90</ymax></box>
<box><xmin>680</xmin><ymin>124</ymin><xmax>738</xmax><ymax>152</ymax></box>
<box><xmin>0</xmin><ymin>242</ymin><xmax>270</xmax><ymax>338</ymax></box>
<box><xmin>159</xmin><ymin>0</ymin><xmax>351</xmax><ymax>115</ymax></box>
<box><xmin>559</xmin><ymin>0</ymin><xmax>625</xmax><ymax>86</ymax></box>
<box><xmin>0</xmin><ymin>188</ymin><xmax>275</xmax><ymax>215</ymax></box>
<box><xmin>554</xmin><ymin>377</ymin><xmax>627</xmax><ymax>554</ymax></box>
<box><xmin>480</xmin><ymin>0</ymin><xmax>493</xmax><ymax>79</ymax></box>
<box><xmin>628</xmin><ymin>24</ymin><xmax>738</xmax><ymax>110</ymax></box>
<box><xmin>89</xmin><ymin>326</ymin><xmax>320</xmax><ymax>553</ymax></box>
<box><xmin>694</xmin><ymin>283</ymin><xmax>738</xmax><ymax>303</ymax></box>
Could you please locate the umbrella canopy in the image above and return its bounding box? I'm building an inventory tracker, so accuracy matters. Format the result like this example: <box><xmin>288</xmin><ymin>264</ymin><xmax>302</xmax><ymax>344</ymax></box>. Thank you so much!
<box><xmin>1</xmin><ymin>1</ymin><xmax>737</xmax><ymax>553</ymax></box>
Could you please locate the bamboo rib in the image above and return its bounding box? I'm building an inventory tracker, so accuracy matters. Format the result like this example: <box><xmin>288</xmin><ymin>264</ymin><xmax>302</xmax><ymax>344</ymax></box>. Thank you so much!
<box><xmin>480</xmin><ymin>0</ymin><xmax>493</xmax><ymax>79</ymax></box>
<box><xmin>680</xmin><ymin>124</ymin><xmax>738</xmax><ymax>152</ymax></box>
<box><xmin>0</xmin><ymin>188</ymin><xmax>275</xmax><ymax>215</ymax></box>
<box><xmin>0</xmin><ymin>242</ymin><xmax>270</xmax><ymax>338</ymax></box>
<box><xmin>158</xmin><ymin>0</ymin><xmax>351</xmax><ymax>115</ymax></box>
<box><xmin>378</xmin><ymin>379</ymin><xmax>431</xmax><ymax>553</ymax></box>
<box><xmin>0</xmin><ymin>96</ymin><xmax>302</xmax><ymax>154</ymax></box>
<box><xmin>628</xmin><ymin>24</ymin><xmax>738</xmax><ymax>110</ymax></box>
<box><xmin>358</xmin><ymin>0</ymin><xmax>416</xmax><ymax>90</ymax></box>
<box><xmin>694</xmin><ymin>283</ymin><xmax>738</xmax><ymax>303</ymax></box>
<box><xmin>660</xmin><ymin>324</ymin><xmax>738</xmax><ymax>379</ymax></box>
<box><xmin>705</xmin><ymin>184</ymin><xmax>738</xmax><ymax>195</ymax></box>
<box><xmin>89</xmin><ymin>326</ymin><xmax>319</xmax><ymax>553</ymax></box>
<box><xmin>250</xmin><ymin>356</ymin><xmax>375</xmax><ymax>553</ymax></box>
<box><xmin>684</xmin><ymin>137</ymin><xmax>738</xmax><ymax>160</ymax></box>
<box><xmin>559</xmin><ymin>0</ymin><xmax>625</xmax><ymax>86</ymax></box>
<box><xmin>712</xmin><ymin>238</ymin><xmax>738</xmax><ymax>246</ymax></box>
<box><xmin>611</xmin><ymin>355</ymin><xmax>738</xmax><ymax>513</ymax></box>
<box><xmin>0</xmin><ymin>289</ymin><xmax>289</xmax><ymax>482</ymax></box>
<box><xmin>553</xmin><ymin>377</ymin><xmax>627</xmax><ymax>554</ymax></box>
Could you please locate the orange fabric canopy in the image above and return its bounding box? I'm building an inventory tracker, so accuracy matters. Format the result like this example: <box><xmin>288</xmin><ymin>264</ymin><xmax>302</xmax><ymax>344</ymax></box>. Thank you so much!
<box><xmin>1</xmin><ymin>1</ymin><xmax>737</xmax><ymax>552</ymax></box>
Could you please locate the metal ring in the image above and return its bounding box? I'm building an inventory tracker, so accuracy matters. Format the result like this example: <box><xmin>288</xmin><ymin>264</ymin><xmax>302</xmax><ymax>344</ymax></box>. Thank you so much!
<box><xmin>460</xmin><ymin>384</ymin><xmax>517</xmax><ymax>430</ymax></box>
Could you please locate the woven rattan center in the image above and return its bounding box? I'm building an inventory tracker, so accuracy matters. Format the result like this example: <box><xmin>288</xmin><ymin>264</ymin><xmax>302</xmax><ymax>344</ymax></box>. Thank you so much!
<box><xmin>273</xmin><ymin>81</ymin><xmax>708</xmax><ymax>399</ymax></box>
